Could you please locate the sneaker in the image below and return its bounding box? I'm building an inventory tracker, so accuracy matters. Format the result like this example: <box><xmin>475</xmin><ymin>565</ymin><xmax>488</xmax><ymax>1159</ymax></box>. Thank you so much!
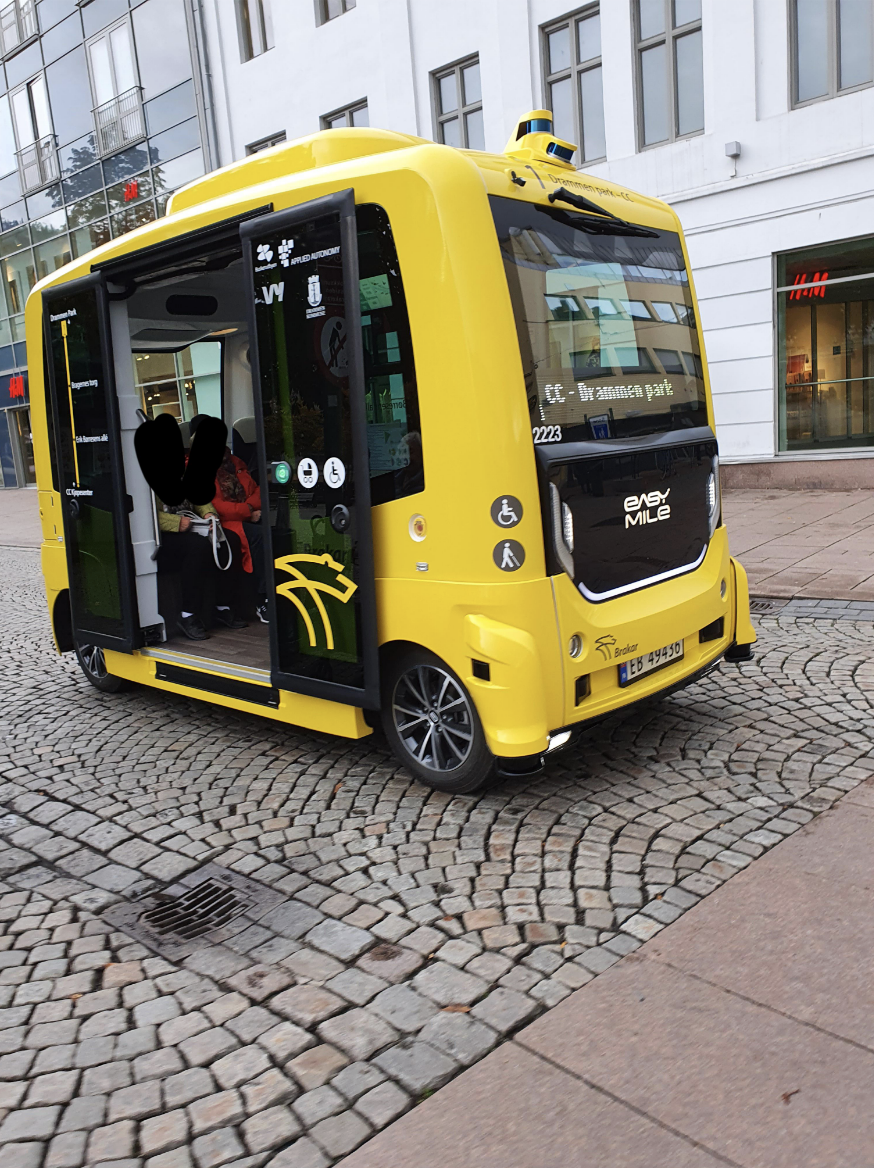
<box><xmin>177</xmin><ymin>614</ymin><xmax>209</xmax><ymax>640</ymax></box>
<box><xmin>256</xmin><ymin>600</ymin><xmax>269</xmax><ymax>624</ymax></box>
<box><xmin>214</xmin><ymin>609</ymin><xmax>247</xmax><ymax>630</ymax></box>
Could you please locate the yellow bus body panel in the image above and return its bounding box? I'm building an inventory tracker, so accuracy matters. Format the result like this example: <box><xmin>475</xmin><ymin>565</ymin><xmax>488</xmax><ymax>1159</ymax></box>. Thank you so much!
<box><xmin>27</xmin><ymin>128</ymin><xmax>755</xmax><ymax>754</ymax></box>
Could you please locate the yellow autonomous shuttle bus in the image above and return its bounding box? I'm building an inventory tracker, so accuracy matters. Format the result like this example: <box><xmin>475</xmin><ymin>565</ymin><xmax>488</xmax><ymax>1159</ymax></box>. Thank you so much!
<box><xmin>29</xmin><ymin>111</ymin><xmax>756</xmax><ymax>795</ymax></box>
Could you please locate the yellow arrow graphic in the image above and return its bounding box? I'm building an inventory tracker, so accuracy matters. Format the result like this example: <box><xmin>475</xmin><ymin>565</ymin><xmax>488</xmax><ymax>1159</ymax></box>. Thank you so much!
<box><xmin>61</xmin><ymin>319</ymin><xmax>80</xmax><ymax>487</ymax></box>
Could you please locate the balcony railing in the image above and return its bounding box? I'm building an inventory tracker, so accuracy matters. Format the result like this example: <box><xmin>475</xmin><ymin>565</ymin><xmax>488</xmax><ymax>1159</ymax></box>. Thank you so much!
<box><xmin>0</xmin><ymin>0</ymin><xmax>37</xmax><ymax>57</ymax></box>
<box><xmin>94</xmin><ymin>87</ymin><xmax>145</xmax><ymax>158</ymax></box>
<box><xmin>16</xmin><ymin>134</ymin><xmax>58</xmax><ymax>193</ymax></box>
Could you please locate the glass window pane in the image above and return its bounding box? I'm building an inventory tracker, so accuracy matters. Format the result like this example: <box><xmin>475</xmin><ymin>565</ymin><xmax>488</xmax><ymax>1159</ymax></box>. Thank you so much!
<box><xmin>577</xmin><ymin>14</ymin><xmax>601</xmax><ymax>62</ymax></box>
<box><xmin>462</xmin><ymin>61</ymin><xmax>481</xmax><ymax>105</ymax></box>
<box><xmin>89</xmin><ymin>37</ymin><xmax>114</xmax><ymax>105</ymax></box>
<box><xmin>351</xmin><ymin>104</ymin><xmax>369</xmax><ymax>126</ymax></box>
<box><xmin>35</xmin><ymin>234</ymin><xmax>72</xmax><ymax>280</ymax></box>
<box><xmin>548</xmin><ymin>26</ymin><xmax>571</xmax><ymax>74</ymax></box>
<box><xmin>3</xmin><ymin>250</ymin><xmax>36</xmax><ymax>315</ymax></box>
<box><xmin>31</xmin><ymin>209</ymin><xmax>67</xmax><ymax>244</ymax></box>
<box><xmin>796</xmin><ymin>0</ymin><xmax>829</xmax><ymax>101</ymax></box>
<box><xmin>11</xmin><ymin>88</ymin><xmax>35</xmax><ymax>147</ymax></box>
<box><xmin>839</xmin><ymin>0</ymin><xmax>873</xmax><ymax>89</ymax></box>
<box><xmin>324</xmin><ymin>113</ymin><xmax>345</xmax><ymax>128</ymax></box>
<box><xmin>675</xmin><ymin>29</ymin><xmax>704</xmax><ymax>135</ymax></box>
<box><xmin>580</xmin><ymin>65</ymin><xmax>606</xmax><ymax>160</ymax></box>
<box><xmin>326</xmin><ymin>0</ymin><xmax>343</xmax><ymax>17</ymax></box>
<box><xmin>549</xmin><ymin>76</ymin><xmax>574</xmax><ymax>147</ymax></box>
<box><xmin>29</xmin><ymin>77</ymin><xmax>52</xmax><ymax>141</ymax></box>
<box><xmin>638</xmin><ymin>0</ymin><xmax>666</xmax><ymax>39</ymax></box>
<box><xmin>71</xmin><ymin>220</ymin><xmax>110</xmax><ymax>258</ymax></box>
<box><xmin>673</xmin><ymin>0</ymin><xmax>701</xmax><ymax>26</ymax></box>
<box><xmin>46</xmin><ymin>48</ymin><xmax>94</xmax><ymax>149</ymax></box>
<box><xmin>144</xmin><ymin>80</ymin><xmax>197</xmax><ymax>136</ymax></box>
<box><xmin>67</xmin><ymin>191</ymin><xmax>109</xmax><ymax>229</ymax></box>
<box><xmin>465</xmin><ymin>107</ymin><xmax>484</xmax><ymax>150</ymax></box>
<box><xmin>131</xmin><ymin>0</ymin><xmax>192</xmax><ymax>102</ymax></box>
<box><xmin>147</xmin><ymin>117</ymin><xmax>200</xmax><ymax>165</ymax></box>
<box><xmin>640</xmin><ymin>43</ymin><xmax>669</xmax><ymax>144</ymax></box>
<box><xmin>439</xmin><ymin>73</ymin><xmax>457</xmax><ymax>114</ymax></box>
<box><xmin>0</xmin><ymin>97</ymin><xmax>16</xmax><ymax>177</ymax></box>
<box><xmin>110</xmin><ymin>24</ymin><xmax>137</xmax><ymax>94</ymax></box>
<box><xmin>441</xmin><ymin>116</ymin><xmax>461</xmax><ymax>147</ymax></box>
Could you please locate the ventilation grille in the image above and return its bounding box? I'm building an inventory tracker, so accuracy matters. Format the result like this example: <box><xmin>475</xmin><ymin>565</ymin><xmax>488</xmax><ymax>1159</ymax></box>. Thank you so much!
<box><xmin>101</xmin><ymin>862</ymin><xmax>284</xmax><ymax>961</ymax></box>
<box><xmin>749</xmin><ymin>598</ymin><xmax>787</xmax><ymax>614</ymax></box>
<box><xmin>141</xmin><ymin>879</ymin><xmax>254</xmax><ymax>941</ymax></box>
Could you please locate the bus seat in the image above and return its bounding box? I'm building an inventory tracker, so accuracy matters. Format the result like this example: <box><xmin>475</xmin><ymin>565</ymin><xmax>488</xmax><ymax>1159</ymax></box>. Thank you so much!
<box><xmin>232</xmin><ymin>416</ymin><xmax>258</xmax><ymax>480</ymax></box>
<box><xmin>178</xmin><ymin>419</ymin><xmax>192</xmax><ymax>449</ymax></box>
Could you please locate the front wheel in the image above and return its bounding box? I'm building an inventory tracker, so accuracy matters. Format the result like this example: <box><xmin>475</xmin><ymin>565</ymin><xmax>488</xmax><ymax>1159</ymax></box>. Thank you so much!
<box><xmin>74</xmin><ymin>643</ymin><xmax>132</xmax><ymax>693</ymax></box>
<box><xmin>381</xmin><ymin>647</ymin><xmax>494</xmax><ymax>794</ymax></box>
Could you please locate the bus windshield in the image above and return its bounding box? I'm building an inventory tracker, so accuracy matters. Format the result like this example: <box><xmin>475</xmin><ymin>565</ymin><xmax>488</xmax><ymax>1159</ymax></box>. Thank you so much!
<box><xmin>490</xmin><ymin>195</ymin><xmax>709</xmax><ymax>442</ymax></box>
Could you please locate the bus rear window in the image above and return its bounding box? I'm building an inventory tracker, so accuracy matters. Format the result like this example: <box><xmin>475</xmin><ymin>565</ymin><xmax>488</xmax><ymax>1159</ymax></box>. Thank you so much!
<box><xmin>490</xmin><ymin>196</ymin><xmax>708</xmax><ymax>442</ymax></box>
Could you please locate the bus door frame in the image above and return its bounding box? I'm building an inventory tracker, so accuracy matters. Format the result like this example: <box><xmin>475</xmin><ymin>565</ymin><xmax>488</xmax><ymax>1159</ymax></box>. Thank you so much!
<box><xmin>241</xmin><ymin>190</ymin><xmax>380</xmax><ymax>710</ymax></box>
<box><xmin>42</xmin><ymin>271</ymin><xmax>141</xmax><ymax>653</ymax></box>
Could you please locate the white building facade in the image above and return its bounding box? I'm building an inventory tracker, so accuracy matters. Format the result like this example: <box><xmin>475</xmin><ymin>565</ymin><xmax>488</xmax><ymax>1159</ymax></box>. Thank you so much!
<box><xmin>198</xmin><ymin>0</ymin><xmax>874</xmax><ymax>485</ymax></box>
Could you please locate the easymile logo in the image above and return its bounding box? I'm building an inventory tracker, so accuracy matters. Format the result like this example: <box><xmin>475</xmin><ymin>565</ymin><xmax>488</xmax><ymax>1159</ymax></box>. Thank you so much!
<box><xmin>624</xmin><ymin>489</ymin><xmax>671</xmax><ymax>528</ymax></box>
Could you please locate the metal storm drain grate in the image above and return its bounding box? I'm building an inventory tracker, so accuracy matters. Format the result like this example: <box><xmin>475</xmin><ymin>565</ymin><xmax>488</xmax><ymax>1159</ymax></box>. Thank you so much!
<box><xmin>102</xmin><ymin>862</ymin><xmax>284</xmax><ymax>962</ymax></box>
<box><xmin>750</xmin><ymin>597</ymin><xmax>788</xmax><ymax>614</ymax></box>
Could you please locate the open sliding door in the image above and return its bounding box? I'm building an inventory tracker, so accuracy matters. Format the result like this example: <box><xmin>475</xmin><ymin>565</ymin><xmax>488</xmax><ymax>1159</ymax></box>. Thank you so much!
<box><xmin>242</xmin><ymin>189</ymin><xmax>379</xmax><ymax>709</ymax></box>
<box><xmin>43</xmin><ymin>273</ymin><xmax>139</xmax><ymax>653</ymax></box>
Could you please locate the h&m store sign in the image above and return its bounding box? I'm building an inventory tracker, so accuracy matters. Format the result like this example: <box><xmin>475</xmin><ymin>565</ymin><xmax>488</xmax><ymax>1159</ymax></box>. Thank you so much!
<box><xmin>0</xmin><ymin>371</ymin><xmax>27</xmax><ymax>408</ymax></box>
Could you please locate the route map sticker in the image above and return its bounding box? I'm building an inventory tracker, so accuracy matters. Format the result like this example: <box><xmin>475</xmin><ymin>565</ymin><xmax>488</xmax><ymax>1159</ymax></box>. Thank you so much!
<box><xmin>324</xmin><ymin>456</ymin><xmax>346</xmax><ymax>488</ymax></box>
<box><xmin>493</xmin><ymin>539</ymin><xmax>525</xmax><ymax>571</ymax></box>
<box><xmin>297</xmin><ymin>458</ymin><xmax>318</xmax><ymax>489</ymax></box>
<box><xmin>490</xmin><ymin>495</ymin><xmax>523</xmax><ymax>528</ymax></box>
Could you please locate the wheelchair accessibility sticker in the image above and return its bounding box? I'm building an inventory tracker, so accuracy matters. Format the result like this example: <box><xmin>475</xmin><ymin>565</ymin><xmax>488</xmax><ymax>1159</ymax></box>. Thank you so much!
<box><xmin>274</xmin><ymin>553</ymin><xmax>357</xmax><ymax>650</ymax></box>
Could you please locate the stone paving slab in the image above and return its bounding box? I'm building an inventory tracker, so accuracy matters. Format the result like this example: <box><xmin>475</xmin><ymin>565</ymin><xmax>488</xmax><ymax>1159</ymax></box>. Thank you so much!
<box><xmin>0</xmin><ymin>489</ymin><xmax>39</xmax><ymax>549</ymax></box>
<box><xmin>723</xmin><ymin>488</ymin><xmax>874</xmax><ymax>601</ymax></box>
<box><xmin>2</xmin><ymin>545</ymin><xmax>874</xmax><ymax>1166</ymax></box>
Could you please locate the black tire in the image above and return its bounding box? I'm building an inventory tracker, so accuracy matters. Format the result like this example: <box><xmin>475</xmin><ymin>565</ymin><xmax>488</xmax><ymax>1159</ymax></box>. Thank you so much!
<box><xmin>74</xmin><ymin>643</ymin><xmax>132</xmax><ymax>693</ymax></box>
<box><xmin>381</xmin><ymin>647</ymin><xmax>494</xmax><ymax>794</ymax></box>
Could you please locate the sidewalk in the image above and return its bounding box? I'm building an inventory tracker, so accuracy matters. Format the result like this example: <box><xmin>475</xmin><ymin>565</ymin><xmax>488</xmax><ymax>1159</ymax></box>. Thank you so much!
<box><xmin>342</xmin><ymin>780</ymin><xmax>874</xmax><ymax>1168</ymax></box>
<box><xmin>0</xmin><ymin>488</ymin><xmax>39</xmax><ymax>548</ymax></box>
<box><xmin>724</xmin><ymin>489</ymin><xmax>874</xmax><ymax>601</ymax></box>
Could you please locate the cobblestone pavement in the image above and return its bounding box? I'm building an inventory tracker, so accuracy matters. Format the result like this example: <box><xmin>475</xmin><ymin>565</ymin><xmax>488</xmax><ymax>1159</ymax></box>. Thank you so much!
<box><xmin>2</xmin><ymin>545</ymin><xmax>873</xmax><ymax>1168</ymax></box>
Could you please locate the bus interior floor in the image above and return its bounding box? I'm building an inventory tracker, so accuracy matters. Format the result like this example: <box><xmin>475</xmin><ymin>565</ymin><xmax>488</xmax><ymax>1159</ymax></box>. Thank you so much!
<box><xmin>162</xmin><ymin>619</ymin><xmax>271</xmax><ymax>671</ymax></box>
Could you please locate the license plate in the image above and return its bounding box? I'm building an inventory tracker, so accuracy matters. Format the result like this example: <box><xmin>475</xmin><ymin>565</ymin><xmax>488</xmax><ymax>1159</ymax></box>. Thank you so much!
<box><xmin>618</xmin><ymin>640</ymin><xmax>684</xmax><ymax>686</ymax></box>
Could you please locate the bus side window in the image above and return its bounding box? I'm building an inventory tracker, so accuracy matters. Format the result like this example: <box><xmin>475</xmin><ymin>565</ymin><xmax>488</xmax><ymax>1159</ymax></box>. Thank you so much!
<box><xmin>357</xmin><ymin>204</ymin><xmax>424</xmax><ymax>505</ymax></box>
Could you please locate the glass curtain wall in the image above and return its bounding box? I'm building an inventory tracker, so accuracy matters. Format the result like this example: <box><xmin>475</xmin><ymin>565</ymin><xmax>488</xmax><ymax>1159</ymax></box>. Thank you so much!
<box><xmin>778</xmin><ymin>237</ymin><xmax>874</xmax><ymax>449</ymax></box>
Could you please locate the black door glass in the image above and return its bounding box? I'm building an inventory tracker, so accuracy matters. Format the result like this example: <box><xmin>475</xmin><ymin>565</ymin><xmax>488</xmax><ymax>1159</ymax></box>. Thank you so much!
<box><xmin>250</xmin><ymin>209</ymin><xmax>365</xmax><ymax>691</ymax></box>
<box><xmin>45</xmin><ymin>283</ymin><xmax>133</xmax><ymax>645</ymax></box>
<box><xmin>356</xmin><ymin>204</ymin><xmax>424</xmax><ymax>505</ymax></box>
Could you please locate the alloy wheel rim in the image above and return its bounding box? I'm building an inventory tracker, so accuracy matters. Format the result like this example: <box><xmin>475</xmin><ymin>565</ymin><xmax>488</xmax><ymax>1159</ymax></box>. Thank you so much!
<box><xmin>392</xmin><ymin>664</ymin><xmax>473</xmax><ymax>772</ymax></box>
<box><xmin>80</xmin><ymin>645</ymin><xmax>107</xmax><ymax>679</ymax></box>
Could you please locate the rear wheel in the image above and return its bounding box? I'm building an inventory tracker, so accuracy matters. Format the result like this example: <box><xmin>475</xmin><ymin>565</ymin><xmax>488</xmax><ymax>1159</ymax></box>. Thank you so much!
<box><xmin>381</xmin><ymin>647</ymin><xmax>494</xmax><ymax>794</ymax></box>
<box><xmin>74</xmin><ymin>643</ymin><xmax>132</xmax><ymax>693</ymax></box>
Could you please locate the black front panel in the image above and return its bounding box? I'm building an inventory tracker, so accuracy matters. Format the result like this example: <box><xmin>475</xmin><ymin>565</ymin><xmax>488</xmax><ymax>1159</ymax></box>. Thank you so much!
<box><xmin>546</xmin><ymin>436</ymin><xmax>717</xmax><ymax>601</ymax></box>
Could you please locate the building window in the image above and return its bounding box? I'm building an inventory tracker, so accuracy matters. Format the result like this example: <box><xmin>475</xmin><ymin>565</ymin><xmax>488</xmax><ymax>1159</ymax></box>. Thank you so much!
<box><xmin>0</xmin><ymin>0</ymin><xmax>37</xmax><ymax>58</ymax></box>
<box><xmin>317</xmin><ymin>0</ymin><xmax>356</xmax><ymax>25</ymax></box>
<box><xmin>792</xmin><ymin>0</ymin><xmax>874</xmax><ymax>105</ymax></box>
<box><xmin>321</xmin><ymin>101</ymin><xmax>368</xmax><ymax>129</ymax></box>
<box><xmin>246</xmin><ymin>131</ymin><xmax>286</xmax><ymax>155</ymax></box>
<box><xmin>542</xmin><ymin>6</ymin><xmax>605</xmax><ymax>163</ymax></box>
<box><xmin>778</xmin><ymin>236</ymin><xmax>874</xmax><ymax>450</ymax></box>
<box><xmin>10</xmin><ymin>75</ymin><xmax>57</xmax><ymax>192</ymax></box>
<box><xmin>236</xmin><ymin>0</ymin><xmax>273</xmax><ymax>61</ymax></box>
<box><xmin>432</xmin><ymin>56</ymin><xmax>484</xmax><ymax>150</ymax></box>
<box><xmin>634</xmin><ymin>0</ymin><xmax>703</xmax><ymax>148</ymax></box>
<box><xmin>87</xmin><ymin>21</ymin><xmax>145</xmax><ymax>157</ymax></box>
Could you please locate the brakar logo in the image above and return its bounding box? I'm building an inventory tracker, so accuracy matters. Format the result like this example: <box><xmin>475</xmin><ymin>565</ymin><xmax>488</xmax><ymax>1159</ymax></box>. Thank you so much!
<box><xmin>595</xmin><ymin>635</ymin><xmax>616</xmax><ymax>661</ymax></box>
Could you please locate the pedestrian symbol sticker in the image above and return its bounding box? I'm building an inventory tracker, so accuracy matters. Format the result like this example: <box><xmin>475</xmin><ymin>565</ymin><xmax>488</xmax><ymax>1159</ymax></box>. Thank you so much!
<box><xmin>324</xmin><ymin>457</ymin><xmax>346</xmax><ymax>488</ymax></box>
<box><xmin>490</xmin><ymin>495</ymin><xmax>523</xmax><ymax>528</ymax></box>
<box><xmin>297</xmin><ymin>458</ymin><xmax>318</xmax><ymax>489</ymax></box>
<box><xmin>493</xmin><ymin>539</ymin><xmax>525</xmax><ymax>571</ymax></box>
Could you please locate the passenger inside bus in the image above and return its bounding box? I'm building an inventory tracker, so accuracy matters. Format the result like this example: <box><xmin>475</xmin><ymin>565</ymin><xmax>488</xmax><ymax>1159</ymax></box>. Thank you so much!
<box><xmin>124</xmin><ymin>247</ymin><xmax>273</xmax><ymax>672</ymax></box>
